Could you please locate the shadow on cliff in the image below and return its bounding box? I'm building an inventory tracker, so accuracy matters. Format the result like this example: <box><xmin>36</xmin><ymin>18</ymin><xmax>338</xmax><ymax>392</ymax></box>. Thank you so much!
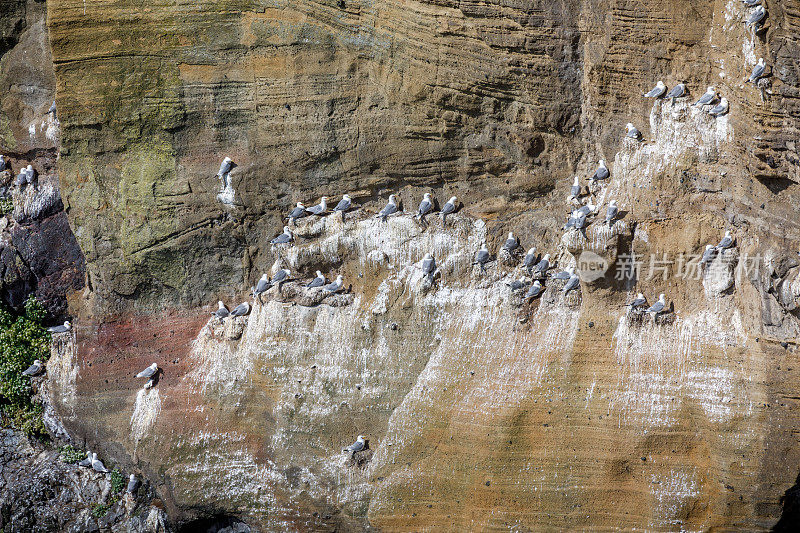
<box><xmin>773</xmin><ymin>471</ymin><xmax>800</xmax><ymax>532</ymax></box>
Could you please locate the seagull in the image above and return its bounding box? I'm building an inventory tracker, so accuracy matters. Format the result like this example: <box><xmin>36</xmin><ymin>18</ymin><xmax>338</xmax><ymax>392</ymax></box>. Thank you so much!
<box><xmin>473</xmin><ymin>244</ymin><xmax>491</xmax><ymax>271</ymax></box>
<box><xmin>306</xmin><ymin>270</ymin><xmax>326</xmax><ymax>288</ymax></box>
<box><xmin>701</xmin><ymin>244</ymin><xmax>717</xmax><ymax>267</ymax></box>
<box><xmin>421</xmin><ymin>253</ymin><xmax>436</xmax><ymax>281</ymax></box>
<box><xmin>217</xmin><ymin>157</ymin><xmax>233</xmax><ymax>188</ymax></box>
<box><xmin>376</xmin><ymin>195</ymin><xmax>399</xmax><ymax>221</ymax></box>
<box><xmin>628</xmin><ymin>292</ymin><xmax>648</xmax><ymax>310</ymax></box>
<box><xmin>212</xmin><ymin>301</ymin><xmax>229</xmax><ymax>320</ymax></box>
<box><xmin>440</xmin><ymin>196</ymin><xmax>457</xmax><ymax>224</ymax></box>
<box><xmin>590</xmin><ymin>160</ymin><xmax>609</xmax><ymax>182</ymax></box>
<box><xmin>230</xmin><ymin>302</ymin><xmax>251</xmax><ymax>317</ymax></box>
<box><xmin>570</xmin><ymin>176</ymin><xmax>581</xmax><ymax>198</ymax></box>
<box><xmin>416</xmin><ymin>193</ymin><xmax>433</xmax><ymax>224</ymax></box>
<box><xmin>644</xmin><ymin>81</ymin><xmax>667</xmax><ymax>98</ymax></box>
<box><xmin>501</xmin><ymin>232</ymin><xmax>519</xmax><ymax>253</ymax></box>
<box><xmin>715</xmin><ymin>230</ymin><xmax>734</xmax><ymax>250</ymax></box>
<box><xmin>625</xmin><ymin>123</ymin><xmax>642</xmax><ymax>140</ymax></box>
<box><xmin>533</xmin><ymin>253</ymin><xmax>550</xmax><ymax>275</ymax></box>
<box><xmin>269</xmin><ymin>268</ymin><xmax>291</xmax><ymax>289</ymax></box>
<box><xmin>47</xmin><ymin>321</ymin><xmax>71</xmax><ymax>333</ymax></box>
<box><xmin>742</xmin><ymin>0</ymin><xmax>761</xmax><ymax>6</ymax></box>
<box><xmin>287</xmin><ymin>202</ymin><xmax>307</xmax><ymax>225</ymax></box>
<box><xmin>576</xmin><ymin>203</ymin><xmax>596</xmax><ymax>217</ymax></box>
<box><xmin>343</xmin><ymin>435</ymin><xmax>366</xmax><ymax>454</ymax></box>
<box><xmin>562</xmin><ymin>273</ymin><xmax>580</xmax><ymax>293</ymax></box>
<box><xmin>16</xmin><ymin>169</ymin><xmax>27</xmax><ymax>188</ymax></box>
<box><xmin>709</xmin><ymin>98</ymin><xmax>729</xmax><ymax>117</ymax></box>
<box><xmin>666</xmin><ymin>82</ymin><xmax>686</xmax><ymax>104</ymax></box>
<box><xmin>306</xmin><ymin>197</ymin><xmax>328</xmax><ymax>216</ymax></box>
<box><xmin>324</xmin><ymin>275</ymin><xmax>344</xmax><ymax>293</ymax></box>
<box><xmin>48</xmin><ymin>101</ymin><xmax>57</xmax><ymax>115</ymax></box>
<box><xmin>0</xmin><ymin>155</ymin><xmax>7</xmax><ymax>171</ymax></box>
<box><xmin>746</xmin><ymin>6</ymin><xmax>766</xmax><ymax>26</ymax></box>
<box><xmin>333</xmin><ymin>194</ymin><xmax>352</xmax><ymax>219</ymax></box>
<box><xmin>523</xmin><ymin>247</ymin><xmax>538</xmax><ymax>274</ymax></box>
<box><xmin>551</xmin><ymin>265</ymin><xmax>574</xmax><ymax>280</ymax></box>
<box><xmin>91</xmin><ymin>453</ymin><xmax>109</xmax><ymax>474</ymax></box>
<box><xmin>646</xmin><ymin>294</ymin><xmax>667</xmax><ymax>316</ymax></box>
<box><xmin>508</xmin><ymin>278</ymin><xmax>528</xmax><ymax>291</ymax></box>
<box><xmin>136</xmin><ymin>363</ymin><xmax>158</xmax><ymax>379</ymax></box>
<box><xmin>22</xmin><ymin>359</ymin><xmax>44</xmax><ymax>376</ymax></box>
<box><xmin>605</xmin><ymin>200</ymin><xmax>618</xmax><ymax>226</ymax></box>
<box><xmin>127</xmin><ymin>474</ymin><xmax>140</xmax><ymax>494</ymax></box>
<box><xmin>78</xmin><ymin>451</ymin><xmax>93</xmax><ymax>468</ymax></box>
<box><xmin>270</xmin><ymin>226</ymin><xmax>293</xmax><ymax>245</ymax></box>
<box><xmin>748</xmin><ymin>58</ymin><xmax>766</xmax><ymax>83</ymax></box>
<box><xmin>525</xmin><ymin>280</ymin><xmax>544</xmax><ymax>299</ymax></box>
<box><xmin>24</xmin><ymin>165</ymin><xmax>37</xmax><ymax>189</ymax></box>
<box><xmin>252</xmin><ymin>274</ymin><xmax>270</xmax><ymax>296</ymax></box>
<box><xmin>694</xmin><ymin>86</ymin><xmax>717</xmax><ymax>106</ymax></box>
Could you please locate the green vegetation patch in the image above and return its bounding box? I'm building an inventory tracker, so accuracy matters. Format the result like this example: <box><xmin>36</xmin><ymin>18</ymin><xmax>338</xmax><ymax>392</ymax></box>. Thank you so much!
<box><xmin>0</xmin><ymin>298</ymin><xmax>51</xmax><ymax>437</ymax></box>
<box><xmin>60</xmin><ymin>444</ymin><xmax>85</xmax><ymax>464</ymax></box>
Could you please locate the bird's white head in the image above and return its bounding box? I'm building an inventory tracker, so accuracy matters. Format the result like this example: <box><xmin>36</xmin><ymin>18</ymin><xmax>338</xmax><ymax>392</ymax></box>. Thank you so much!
<box><xmin>608</xmin><ymin>200</ymin><xmax>617</xmax><ymax>207</ymax></box>
<box><xmin>149</xmin><ymin>363</ymin><xmax>158</xmax><ymax>370</ymax></box>
<box><xmin>599</xmin><ymin>159</ymin><xmax>606</xmax><ymax>167</ymax></box>
<box><xmin>320</xmin><ymin>196</ymin><xmax>328</xmax><ymax>202</ymax></box>
<box><xmin>316</xmin><ymin>270</ymin><xmax>323</xmax><ymax>277</ymax></box>
<box><xmin>129</xmin><ymin>474</ymin><xmax>136</xmax><ymax>481</ymax></box>
<box><xmin>724</xmin><ymin>230</ymin><xmax>731</xmax><ymax>238</ymax></box>
<box><xmin>720</xmin><ymin>97</ymin><xmax>729</xmax><ymax>105</ymax></box>
<box><xmin>336</xmin><ymin>275</ymin><xmax>343</xmax><ymax>282</ymax></box>
<box><xmin>92</xmin><ymin>453</ymin><xmax>97</xmax><ymax>460</ymax></box>
<box><xmin>283</xmin><ymin>225</ymin><xmax>291</xmax><ymax>233</ymax></box>
<box><xmin>389</xmin><ymin>194</ymin><xmax>397</xmax><ymax>203</ymax></box>
<box><xmin>626</xmin><ymin>123</ymin><xmax>634</xmax><ymax>130</ymax></box>
<box><xmin>543</xmin><ymin>253</ymin><xmax>550</xmax><ymax>261</ymax></box>
<box><xmin>533</xmin><ymin>280</ymin><xmax>541</xmax><ymax>287</ymax></box>
<box><xmin>217</xmin><ymin>300</ymin><xmax>225</xmax><ymax>308</ymax></box>
<box><xmin>587</xmin><ymin>202</ymin><xmax>596</xmax><ymax>211</ymax></box>
<box><xmin>705</xmin><ymin>244</ymin><xmax>713</xmax><ymax>250</ymax></box>
<box><xmin>343</xmin><ymin>194</ymin><xmax>351</xmax><ymax>200</ymax></box>
<box><xmin>659</xmin><ymin>293</ymin><xmax>666</xmax><ymax>302</ymax></box>
<box><xmin>758</xmin><ymin>57</ymin><xmax>765</xmax><ymax>66</ymax></box>
<box><xmin>357</xmin><ymin>435</ymin><xmax>365</xmax><ymax>441</ymax></box>
<box><xmin>448</xmin><ymin>196</ymin><xmax>457</xmax><ymax>204</ymax></box>
<box><xmin>424</xmin><ymin>193</ymin><xmax>431</xmax><ymax>200</ymax></box>
<box><xmin>480</xmin><ymin>243</ymin><xmax>488</xmax><ymax>251</ymax></box>
<box><xmin>296</xmin><ymin>201</ymin><xmax>304</xmax><ymax>207</ymax></box>
<box><xmin>223</xmin><ymin>157</ymin><xmax>232</xmax><ymax>163</ymax></box>
<box><xmin>527</xmin><ymin>247</ymin><xmax>536</xmax><ymax>255</ymax></box>
<box><xmin>707</xmin><ymin>86</ymin><xmax>715</xmax><ymax>93</ymax></box>
<box><xmin>573</xmin><ymin>176</ymin><xmax>579</xmax><ymax>185</ymax></box>
<box><xmin>568</xmin><ymin>265</ymin><xmax>575</xmax><ymax>273</ymax></box>
<box><xmin>637</xmin><ymin>292</ymin><xmax>644</xmax><ymax>299</ymax></box>
<box><xmin>508</xmin><ymin>231</ymin><xmax>514</xmax><ymax>239</ymax></box>
<box><xmin>260</xmin><ymin>273</ymin><xmax>269</xmax><ymax>281</ymax></box>
<box><xmin>64</xmin><ymin>321</ymin><xmax>71</xmax><ymax>328</ymax></box>
<box><xmin>657</xmin><ymin>80</ymin><xmax>665</xmax><ymax>87</ymax></box>
<box><xmin>26</xmin><ymin>164</ymin><xmax>32</xmax><ymax>171</ymax></box>
<box><xmin>423</xmin><ymin>253</ymin><xmax>432</xmax><ymax>260</ymax></box>
<box><xmin>33</xmin><ymin>359</ymin><xmax>42</xmax><ymax>365</ymax></box>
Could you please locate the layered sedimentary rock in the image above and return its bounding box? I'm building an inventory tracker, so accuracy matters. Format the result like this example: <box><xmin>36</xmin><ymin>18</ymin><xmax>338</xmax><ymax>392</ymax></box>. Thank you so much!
<box><xmin>21</xmin><ymin>0</ymin><xmax>800</xmax><ymax>530</ymax></box>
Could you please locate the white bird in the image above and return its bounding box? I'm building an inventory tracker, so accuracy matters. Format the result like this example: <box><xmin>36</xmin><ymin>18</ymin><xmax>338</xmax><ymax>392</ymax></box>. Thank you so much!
<box><xmin>501</xmin><ymin>232</ymin><xmax>519</xmax><ymax>253</ymax></box>
<box><xmin>551</xmin><ymin>265</ymin><xmax>574</xmax><ymax>280</ymax></box>
<box><xmin>333</xmin><ymin>194</ymin><xmax>352</xmax><ymax>219</ymax></box>
<box><xmin>136</xmin><ymin>363</ymin><xmax>158</xmax><ymax>379</ymax></box>
<box><xmin>646</xmin><ymin>294</ymin><xmax>667</xmax><ymax>316</ymax></box>
<box><xmin>16</xmin><ymin>169</ymin><xmax>27</xmax><ymax>188</ymax></box>
<box><xmin>590</xmin><ymin>160</ymin><xmax>609</xmax><ymax>182</ymax></box>
<box><xmin>24</xmin><ymin>165</ymin><xmax>37</xmax><ymax>187</ymax></box>
<box><xmin>746</xmin><ymin>6</ymin><xmax>766</xmax><ymax>26</ymax></box>
<box><xmin>508</xmin><ymin>278</ymin><xmax>528</xmax><ymax>291</ymax></box>
<box><xmin>628</xmin><ymin>292</ymin><xmax>648</xmax><ymax>309</ymax></box>
<box><xmin>212</xmin><ymin>301</ymin><xmax>229</xmax><ymax>320</ymax></box>
<box><xmin>625</xmin><ymin>123</ymin><xmax>642</xmax><ymax>140</ymax></box>
<box><xmin>127</xmin><ymin>474</ymin><xmax>140</xmax><ymax>494</ymax></box>
<box><xmin>523</xmin><ymin>247</ymin><xmax>538</xmax><ymax>273</ymax></box>
<box><xmin>305</xmin><ymin>197</ymin><xmax>328</xmax><ymax>216</ymax></box>
<box><xmin>570</xmin><ymin>176</ymin><xmax>581</xmax><ymax>198</ymax></box>
<box><xmin>217</xmin><ymin>157</ymin><xmax>233</xmax><ymax>187</ymax></box>
<box><xmin>562</xmin><ymin>273</ymin><xmax>580</xmax><ymax>293</ymax></box>
<box><xmin>343</xmin><ymin>435</ymin><xmax>366</xmax><ymax>454</ymax></box>
<box><xmin>701</xmin><ymin>244</ymin><xmax>717</xmax><ymax>267</ymax></box>
<box><xmin>230</xmin><ymin>302</ymin><xmax>251</xmax><ymax>317</ymax></box>
<box><xmin>91</xmin><ymin>453</ymin><xmax>109</xmax><ymax>474</ymax></box>
<box><xmin>78</xmin><ymin>451</ymin><xmax>93</xmax><ymax>468</ymax></box>
<box><xmin>473</xmin><ymin>244</ymin><xmax>491</xmax><ymax>271</ymax></box>
<box><xmin>716</xmin><ymin>230</ymin><xmax>734</xmax><ymax>250</ymax></box>
<box><xmin>533</xmin><ymin>253</ymin><xmax>550</xmax><ymax>275</ymax></box>
<box><xmin>694</xmin><ymin>86</ymin><xmax>717</xmax><ymax>106</ymax></box>
<box><xmin>666</xmin><ymin>82</ymin><xmax>686</xmax><ymax>104</ymax></box>
<box><xmin>605</xmin><ymin>200</ymin><xmax>618</xmax><ymax>226</ymax></box>
<box><xmin>644</xmin><ymin>81</ymin><xmax>667</xmax><ymax>98</ymax></box>
<box><xmin>287</xmin><ymin>202</ymin><xmax>307</xmax><ymax>225</ymax></box>
<box><xmin>270</xmin><ymin>226</ymin><xmax>293</xmax><ymax>245</ymax></box>
<box><xmin>253</xmin><ymin>274</ymin><xmax>270</xmax><ymax>296</ymax></box>
<box><xmin>525</xmin><ymin>280</ymin><xmax>544</xmax><ymax>298</ymax></box>
<box><xmin>47</xmin><ymin>321</ymin><xmax>71</xmax><ymax>333</ymax></box>
<box><xmin>748</xmin><ymin>58</ymin><xmax>766</xmax><ymax>83</ymax></box>
<box><xmin>421</xmin><ymin>253</ymin><xmax>436</xmax><ymax>281</ymax></box>
<box><xmin>270</xmin><ymin>268</ymin><xmax>290</xmax><ymax>288</ymax></box>
<box><xmin>416</xmin><ymin>193</ymin><xmax>433</xmax><ymax>224</ymax></box>
<box><xmin>376</xmin><ymin>195</ymin><xmax>399</xmax><ymax>221</ymax></box>
<box><xmin>48</xmin><ymin>101</ymin><xmax>57</xmax><ymax>115</ymax></box>
<box><xmin>324</xmin><ymin>275</ymin><xmax>344</xmax><ymax>293</ymax></box>
<box><xmin>306</xmin><ymin>270</ymin><xmax>326</xmax><ymax>288</ymax></box>
<box><xmin>22</xmin><ymin>359</ymin><xmax>44</xmax><ymax>376</ymax></box>
<box><xmin>440</xmin><ymin>196</ymin><xmax>457</xmax><ymax>224</ymax></box>
<box><xmin>709</xmin><ymin>98</ymin><xmax>729</xmax><ymax>117</ymax></box>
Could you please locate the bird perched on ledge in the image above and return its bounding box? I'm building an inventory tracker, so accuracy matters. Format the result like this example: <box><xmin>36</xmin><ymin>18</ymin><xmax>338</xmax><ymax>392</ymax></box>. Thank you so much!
<box><xmin>440</xmin><ymin>196</ymin><xmax>457</xmax><ymax>224</ymax></box>
<box><xmin>343</xmin><ymin>435</ymin><xmax>366</xmax><ymax>455</ymax></box>
<box><xmin>644</xmin><ymin>80</ymin><xmax>666</xmax><ymax>98</ymax></box>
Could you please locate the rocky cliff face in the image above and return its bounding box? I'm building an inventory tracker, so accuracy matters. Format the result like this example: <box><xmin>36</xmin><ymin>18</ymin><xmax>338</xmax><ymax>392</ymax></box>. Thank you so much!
<box><xmin>4</xmin><ymin>0</ymin><xmax>800</xmax><ymax>531</ymax></box>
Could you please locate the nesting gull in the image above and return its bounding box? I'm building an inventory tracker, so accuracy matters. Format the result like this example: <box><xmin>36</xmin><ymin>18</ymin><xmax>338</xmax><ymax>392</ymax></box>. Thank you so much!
<box><xmin>270</xmin><ymin>226</ymin><xmax>293</xmax><ymax>245</ymax></box>
<box><xmin>324</xmin><ymin>275</ymin><xmax>344</xmax><ymax>293</ymax></box>
<box><xmin>644</xmin><ymin>81</ymin><xmax>667</xmax><ymax>98</ymax></box>
<box><xmin>533</xmin><ymin>253</ymin><xmax>550</xmax><ymax>275</ymax></box>
<box><xmin>212</xmin><ymin>301</ymin><xmax>229</xmax><ymax>320</ymax></box>
<box><xmin>376</xmin><ymin>195</ymin><xmax>399</xmax><ymax>221</ymax></box>
<box><xmin>562</xmin><ymin>272</ymin><xmax>580</xmax><ymax>293</ymax></box>
<box><xmin>525</xmin><ymin>280</ymin><xmax>544</xmax><ymax>299</ymax></box>
<box><xmin>287</xmin><ymin>202</ymin><xmax>307</xmax><ymax>225</ymax></box>
<box><xmin>333</xmin><ymin>194</ymin><xmax>352</xmax><ymax>220</ymax></box>
<box><xmin>22</xmin><ymin>359</ymin><xmax>44</xmax><ymax>376</ymax></box>
<box><xmin>625</xmin><ymin>123</ymin><xmax>642</xmax><ymax>140</ymax></box>
<box><xmin>747</xmin><ymin>58</ymin><xmax>766</xmax><ymax>83</ymax></box>
<box><xmin>78</xmin><ymin>451</ymin><xmax>93</xmax><ymax>468</ymax></box>
<box><xmin>440</xmin><ymin>196</ymin><xmax>457</xmax><ymax>224</ymax></box>
<box><xmin>507</xmin><ymin>278</ymin><xmax>527</xmax><ymax>292</ymax></box>
<box><xmin>421</xmin><ymin>253</ymin><xmax>436</xmax><ymax>282</ymax></box>
<box><xmin>746</xmin><ymin>6</ymin><xmax>766</xmax><ymax>26</ymax></box>
<box><xmin>270</xmin><ymin>268</ymin><xmax>291</xmax><ymax>289</ymax></box>
<box><xmin>252</xmin><ymin>274</ymin><xmax>270</xmax><ymax>297</ymax></box>
<box><xmin>473</xmin><ymin>244</ymin><xmax>491</xmax><ymax>271</ymax></box>
<box><xmin>25</xmin><ymin>165</ymin><xmax>37</xmax><ymax>190</ymax></box>
<box><xmin>416</xmin><ymin>193</ymin><xmax>433</xmax><ymax>224</ymax></box>
<box><xmin>570</xmin><ymin>176</ymin><xmax>581</xmax><ymax>198</ymax></box>
<box><xmin>48</xmin><ymin>100</ymin><xmax>57</xmax><ymax>116</ymax></box>
<box><xmin>590</xmin><ymin>160</ymin><xmax>609</xmax><ymax>182</ymax></box>
<box><xmin>217</xmin><ymin>157</ymin><xmax>233</xmax><ymax>188</ymax></box>
<box><xmin>306</xmin><ymin>270</ymin><xmax>326</xmax><ymax>288</ymax></box>
<box><xmin>694</xmin><ymin>86</ymin><xmax>717</xmax><ymax>106</ymax></box>
<box><xmin>645</xmin><ymin>294</ymin><xmax>667</xmax><ymax>316</ymax></box>
<box><xmin>627</xmin><ymin>292</ymin><xmax>648</xmax><ymax>310</ymax></box>
<box><xmin>715</xmin><ymin>230</ymin><xmax>734</xmax><ymax>250</ymax></box>
<box><xmin>127</xmin><ymin>474</ymin><xmax>140</xmax><ymax>495</ymax></box>
<box><xmin>605</xmin><ymin>200</ymin><xmax>618</xmax><ymax>226</ymax></box>
<box><xmin>700</xmin><ymin>244</ymin><xmax>717</xmax><ymax>268</ymax></box>
<box><xmin>501</xmin><ymin>232</ymin><xmax>519</xmax><ymax>253</ymax></box>
<box><xmin>0</xmin><ymin>155</ymin><xmax>7</xmax><ymax>171</ymax></box>
<box><xmin>343</xmin><ymin>435</ymin><xmax>366</xmax><ymax>454</ymax></box>
<box><xmin>742</xmin><ymin>0</ymin><xmax>761</xmax><ymax>6</ymax></box>
<box><xmin>523</xmin><ymin>247</ymin><xmax>538</xmax><ymax>274</ymax></box>
<box><xmin>708</xmin><ymin>98</ymin><xmax>729</xmax><ymax>117</ymax></box>
<box><xmin>306</xmin><ymin>197</ymin><xmax>328</xmax><ymax>216</ymax></box>
<box><xmin>551</xmin><ymin>265</ymin><xmax>574</xmax><ymax>281</ymax></box>
<box><xmin>576</xmin><ymin>202</ymin><xmax>596</xmax><ymax>217</ymax></box>
<box><xmin>47</xmin><ymin>321</ymin><xmax>71</xmax><ymax>333</ymax></box>
<box><xmin>666</xmin><ymin>82</ymin><xmax>686</xmax><ymax>104</ymax></box>
<box><xmin>91</xmin><ymin>453</ymin><xmax>109</xmax><ymax>474</ymax></box>
<box><xmin>136</xmin><ymin>363</ymin><xmax>159</xmax><ymax>380</ymax></box>
<box><xmin>230</xmin><ymin>302</ymin><xmax>251</xmax><ymax>317</ymax></box>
